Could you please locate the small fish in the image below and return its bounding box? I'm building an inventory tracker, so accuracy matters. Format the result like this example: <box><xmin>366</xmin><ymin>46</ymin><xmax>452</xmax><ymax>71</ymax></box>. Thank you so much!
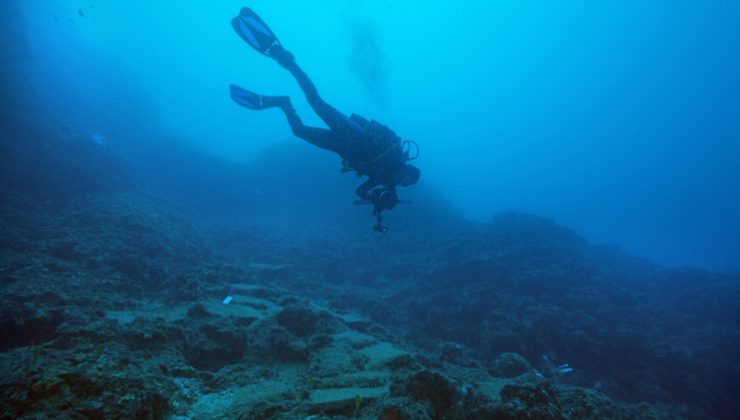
<box><xmin>556</xmin><ymin>364</ymin><xmax>573</xmax><ymax>375</ymax></box>
<box><xmin>30</xmin><ymin>345</ymin><xmax>43</xmax><ymax>365</ymax></box>
<box><xmin>78</xmin><ymin>9</ymin><xmax>85</xmax><ymax>18</ymax></box>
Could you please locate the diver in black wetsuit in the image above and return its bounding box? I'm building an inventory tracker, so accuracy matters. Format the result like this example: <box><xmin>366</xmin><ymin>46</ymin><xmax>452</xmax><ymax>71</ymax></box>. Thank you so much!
<box><xmin>229</xmin><ymin>8</ymin><xmax>420</xmax><ymax>232</ymax></box>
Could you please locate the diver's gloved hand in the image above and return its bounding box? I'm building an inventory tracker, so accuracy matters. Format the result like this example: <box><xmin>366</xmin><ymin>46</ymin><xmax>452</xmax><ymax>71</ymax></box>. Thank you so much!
<box><xmin>370</xmin><ymin>188</ymin><xmax>399</xmax><ymax>211</ymax></box>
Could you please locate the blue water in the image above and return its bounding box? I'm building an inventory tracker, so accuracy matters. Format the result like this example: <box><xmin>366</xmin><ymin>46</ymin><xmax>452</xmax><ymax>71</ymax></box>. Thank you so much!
<box><xmin>4</xmin><ymin>2</ymin><xmax>740</xmax><ymax>418</ymax></box>
<box><xmin>17</xmin><ymin>0</ymin><xmax>740</xmax><ymax>271</ymax></box>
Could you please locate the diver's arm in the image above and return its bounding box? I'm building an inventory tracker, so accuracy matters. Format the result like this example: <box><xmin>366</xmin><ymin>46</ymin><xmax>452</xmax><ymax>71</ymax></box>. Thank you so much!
<box><xmin>356</xmin><ymin>178</ymin><xmax>382</xmax><ymax>200</ymax></box>
<box><xmin>357</xmin><ymin>180</ymin><xmax>399</xmax><ymax>209</ymax></box>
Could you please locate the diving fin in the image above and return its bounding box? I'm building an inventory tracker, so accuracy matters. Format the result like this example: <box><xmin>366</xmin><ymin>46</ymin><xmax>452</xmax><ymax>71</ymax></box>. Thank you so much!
<box><xmin>230</xmin><ymin>85</ymin><xmax>288</xmax><ymax>110</ymax></box>
<box><xmin>231</xmin><ymin>8</ymin><xmax>293</xmax><ymax>63</ymax></box>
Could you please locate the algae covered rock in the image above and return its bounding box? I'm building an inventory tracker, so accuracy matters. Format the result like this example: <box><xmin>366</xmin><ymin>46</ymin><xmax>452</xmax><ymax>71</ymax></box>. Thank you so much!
<box><xmin>183</xmin><ymin>324</ymin><xmax>247</xmax><ymax>371</ymax></box>
<box><xmin>489</xmin><ymin>352</ymin><xmax>534</xmax><ymax>378</ymax></box>
<box><xmin>391</xmin><ymin>370</ymin><xmax>460</xmax><ymax>418</ymax></box>
<box><xmin>276</xmin><ymin>304</ymin><xmax>338</xmax><ymax>337</ymax></box>
<box><xmin>308</xmin><ymin>386</ymin><xmax>387</xmax><ymax>416</ymax></box>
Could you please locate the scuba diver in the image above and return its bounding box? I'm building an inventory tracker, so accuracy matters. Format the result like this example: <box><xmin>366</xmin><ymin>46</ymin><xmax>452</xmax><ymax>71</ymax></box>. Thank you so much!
<box><xmin>229</xmin><ymin>8</ymin><xmax>420</xmax><ymax>233</ymax></box>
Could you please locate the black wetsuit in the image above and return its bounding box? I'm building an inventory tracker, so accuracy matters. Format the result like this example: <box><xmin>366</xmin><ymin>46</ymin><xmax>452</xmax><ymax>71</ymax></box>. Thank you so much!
<box><xmin>274</xmin><ymin>57</ymin><xmax>409</xmax><ymax>201</ymax></box>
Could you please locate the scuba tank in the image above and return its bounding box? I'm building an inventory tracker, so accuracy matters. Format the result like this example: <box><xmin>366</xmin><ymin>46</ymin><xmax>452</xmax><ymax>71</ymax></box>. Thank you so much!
<box><xmin>343</xmin><ymin>114</ymin><xmax>418</xmax><ymax>176</ymax></box>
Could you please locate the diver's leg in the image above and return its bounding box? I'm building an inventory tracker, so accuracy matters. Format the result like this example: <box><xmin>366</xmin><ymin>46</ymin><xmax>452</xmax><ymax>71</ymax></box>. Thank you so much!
<box><xmin>271</xmin><ymin>48</ymin><xmax>357</xmax><ymax>132</ymax></box>
<box><xmin>279</xmin><ymin>101</ymin><xmax>340</xmax><ymax>153</ymax></box>
<box><xmin>231</xmin><ymin>84</ymin><xmax>340</xmax><ymax>152</ymax></box>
